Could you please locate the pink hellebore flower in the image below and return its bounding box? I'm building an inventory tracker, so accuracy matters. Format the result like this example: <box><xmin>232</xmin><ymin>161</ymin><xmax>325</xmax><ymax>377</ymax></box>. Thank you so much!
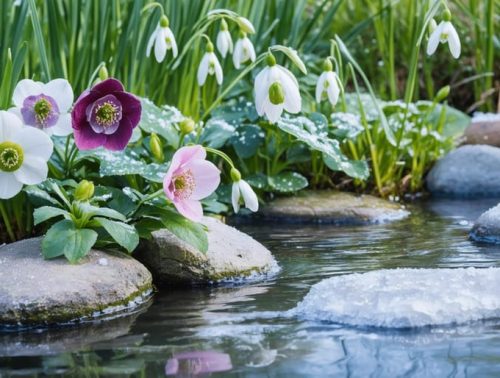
<box><xmin>163</xmin><ymin>145</ymin><xmax>220</xmax><ymax>222</ymax></box>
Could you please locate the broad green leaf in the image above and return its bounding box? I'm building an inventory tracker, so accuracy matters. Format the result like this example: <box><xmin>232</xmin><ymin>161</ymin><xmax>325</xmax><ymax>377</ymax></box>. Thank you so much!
<box><xmin>24</xmin><ymin>185</ymin><xmax>61</xmax><ymax>207</ymax></box>
<box><xmin>330</xmin><ymin>112</ymin><xmax>364</xmax><ymax>140</ymax></box>
<box><xmin>323</xmin><ymin>154</ymin><xmax>370</xmax><ymax>179</ymax></box>
<box><xmin>94</xmin><ymin>217</ymin><xmax>139</xmax><ymax>253</ymax></box>
<box><xmin>79</xmin><ymin>203</ymin><xmax>126</xmax><ymax>221</ymax></box>
<box><xmin>42</xmin><ymin>220</ymin><xmax>97</xmax><ymax>263</ymax></box>
<box><xmin>418</xmin><ymin>101</ymin><xmax>471</xmax><ymax>138</ymax></box>
<box><xmin>199</xmin><ymin>118</ymin><xmax>235</xmax><ymax>148</ymax></box>
<box><xmin>160</xmin><ymin>210</ymin><xmax>208</xmax><ymax>253</ymax></box>
<box><xmin>34</xmin><ymin>206</ymin><xmax>70</xmax><ymax>226</ymax></box>
<box><xmin>229</xmin><ymin>124</ymin><xmax>265</xmax><ymax>159</ymax></box>
<box><xmin>139</xmin><ymin>98</ymin><xmax>181</xmax><ymax>147</ymax></box>
<box><xmin>211</xmin><ymin>99</ymin><xmax>259</xmax><ymax>124</ymax></box>
<box><xmin>246</xmin><ymin>173</ymin><xmax>268</xmax><ymax>189</ymax></box>
<box><xmin>268</xmin><ymin>171</ymin><xmax>308</xmax><ymax>192</ymax></box>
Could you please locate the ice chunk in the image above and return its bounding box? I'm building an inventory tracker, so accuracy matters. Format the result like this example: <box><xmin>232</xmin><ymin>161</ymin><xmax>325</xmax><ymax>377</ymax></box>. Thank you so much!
<box><xmin>294</xmin><ymin>268</ymin><xmax>500</xmax><ymax>328</ymax></box>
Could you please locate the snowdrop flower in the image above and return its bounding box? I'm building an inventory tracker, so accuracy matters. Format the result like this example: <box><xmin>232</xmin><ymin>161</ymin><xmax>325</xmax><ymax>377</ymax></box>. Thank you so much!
<box><xmin>230</xmin><ymin>168</ymin><xmax>258</xmax><ymax>213</ymax></box>
<box><xmin>426</xmin><ymin>10</ymin><xmax>461</xmax><ymax>59</ymax></box>
<box><xmin>163</xmin><ymin>145</ymin><xmax>220</xmax><ymax>222</ymax></box>
<box><xmin>216</xmin><ymin>19</ymin><xmax>233</xmax><ymax>58</ymax></box>
<box><xmin>146</xmin><ymin>15</ymin><xmax>178</xmax><ymax>63</ymax></box>
<box><xmin>254</xmin><ymin>53</ymin><xmax>301</xmax><ymax>124</ymax></box>
<box><xmin>315</xmin><ymin>59</ymin><xmax>341</xmax><ymax>106</ymax></box>
<box><xmin>197</xmin><ymin>41</ymin><xmax>223</xmax><ymax>86</ymax></box>
<box><xmin>233</xmin><ymin>32</ymin><xmax>256</xmax><ymax>69</ymax></box>
<box><xmin>10</xmin><ymin>78</ymin><xmax>74</xmax><ymax>136</ymax></box>
<box><xmin>236</xmin><ymin>16</ymin><xmax>255</xmax><ymax>34</ymax></box>
<box><xmin>0</xmin><ymin>111</ymin><xmax>53</xmax><ymax>199</ymax></box>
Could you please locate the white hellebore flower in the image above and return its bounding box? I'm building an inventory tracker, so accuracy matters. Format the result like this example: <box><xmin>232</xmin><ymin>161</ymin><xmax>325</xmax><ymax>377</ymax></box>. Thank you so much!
<box><xmin>233</xmin><ymin>32</ymin><xmax>256</xmax><ymax>69</ymax></box>
<box><xmin>216</xmin><ymin>19</ymin><xmax>233</xmax><ymax>58</ymax></box>
<box><xmin>0</xmin><ymin>111</ymin><xmax>53</xmax><ymax>199</ymax></box>
<box><xmin>426</xmin><ymin>11</ymin><xmax>461</xmax><ymax>59</ymax></box>
<box><xmin>11</xmin><ymin>78</ymin><xmax>74</xmax><ymax>136</ymax></box>
<box><xmin>197</xmin><ymin>42</ymin><xmax>223</xmax><ymax>86</ymax></box>
<box><xmin>146</xmin><ymin>15</ymin><xmax>178</xmax><ymax>63</ymax></box>
<box><xmin>230</xmin><ymin>169</ymin><xmax>258</xmax><ymax>213</ymax></box>
<box><xmin>315</xmin><ymin>59</ymin><xmax>341</xmax><ymax>106</ymax></box>
<box><xmin>254</xmin><ymin>54</ymin><xmax>301</xmax><ymax>124</ymax></box>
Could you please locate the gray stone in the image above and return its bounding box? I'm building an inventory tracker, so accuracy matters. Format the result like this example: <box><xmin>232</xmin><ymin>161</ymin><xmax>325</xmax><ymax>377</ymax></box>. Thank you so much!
<box><xmin>0</xmin><ymin>238</ymin><xmax>153</xmax><ymax>326</ymax></box>
<box><xmin>136</xmin><ymin>217</ymin><xmax>278</xmax><ymax>285</ymax></box>
<box><xmin>464</xmin><ymin>120</ymin><xmax>500</xmax><ymax>147</ymax></box>
<box><xmin>260</xmin><ymin>191</ymin><xmax>409</xmax><ymax>224</ymax></box>
<box><xmin>469</xmin><ymin>203</ymin><xmax>500</xmax><ymax>243</ymax></box>
<box><xmin>427</xmin><ymin>145</ymin><xmax>500</xmax><ymax>198</ymax></box>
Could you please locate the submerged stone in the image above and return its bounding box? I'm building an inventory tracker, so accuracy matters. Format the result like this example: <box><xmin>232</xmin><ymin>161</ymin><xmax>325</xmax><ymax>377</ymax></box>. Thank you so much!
<box><xmin>469</xmin><ymin>203</ymin><xmax>500</xmax><ymax>243</ymax></box>
<box><xmin>427</xmin><ymin>145</ymin><xmax>500</xmax><ymax>198</ymax></box>
<box><xmin>293</xmin><ymin>267</ymin><xmax>500</xmax><ymax>328</ymax></box>
<box><xmin>0</xmin><ymin>238</ymin><xmax>152</xmax><ymax>327</ymax></box>
<box><xmin>135</xmin><ymin>217</ymin><xmax>278</xmax><ymax>285</ymax></box>
<box><xmin>260</xmin><ymin>191</ymin><xmax>409</xmax><ymax>224</ymax></box>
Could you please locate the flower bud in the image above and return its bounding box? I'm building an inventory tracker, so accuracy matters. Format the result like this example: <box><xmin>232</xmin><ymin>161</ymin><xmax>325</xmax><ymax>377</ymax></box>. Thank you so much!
<box><xmin>322</xmin><ymin>58</ymin><xmax>333</xmax><ymax>72</ymax></box>
<box><xmin>160</xmin><ymin>15</ymin><xmax>169</xmax><ymax>28</ymax></box>
<box><xmin>443</xmin><ymin>9</ymin><xmax>451</xmax><ymax>22</ymax></box>
<box><xmin>236</xmin><ymin>16</ymin><xmax>255</xmax><ymax>34</ymax></box>
<box><xmin>269</xmin><ymin>82</ymin><xmax>285</xmax><ymax>105</ymax></box>
<box><xmin>230</xmin><ymin>167</ymin><xmax>241</xmax><ymax>182</ymax></box>
<box><xmin>220</xmin><ymin>19</ymin><xmax>228</xmax><ymax>31</ymax></box>
<box><xmin>74</xmin><ymin>180</ymin><xmax>94</xmax><ymax>202</ymax></box>
<box><xmin>98</xmin><ymin>65</ymin><xmax>109</xmax><ymax>81</ymax></box>
<box><xmin>179</xmin><ymin>118</ymin><xmax>195</xmax><ymax>134</ymax></box>
<box><xmin>206</xmin><ymin>41</ymin><xmax>214</xmax><ymax>53</ymax></box>
<box><xmin>434</xmin><ymin>85</ymin><xmax>450</xmax><ymax>102</ymax></box>
<box><xmin>149</xmin><ymin>133</ymin><xmax>164</xmax><ymax>162</ymax></box>
<box><xmin>266</xmin><ymin>53</ymin><xmax>276</xmax><ymax>67</ymax></box>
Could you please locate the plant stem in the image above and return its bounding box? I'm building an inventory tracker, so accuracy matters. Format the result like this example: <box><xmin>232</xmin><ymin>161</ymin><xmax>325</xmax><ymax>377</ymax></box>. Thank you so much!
<box><xmin>0</xmin><ymin>201</ymin><xmax>16</xmax><ymax>242</ymax></box>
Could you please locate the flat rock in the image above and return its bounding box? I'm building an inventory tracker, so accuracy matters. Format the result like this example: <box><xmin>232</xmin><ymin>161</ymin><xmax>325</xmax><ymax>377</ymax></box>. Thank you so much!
<box><xmin>469</xmin><ymin>203</ymin><xmax>500</xmax><ymax>243</ymax></box>
<box><xmin>464</xmin><ymin>119</ymin><xmax>500</xmax><ymax>146</ymax></box>
<box><xmin>0</xmin><ymin>238</ymin><xmax>152</xmax><ymax>326</ymax></box>
<box><xmin>427</xmin><ymin>145</ymin><xmax>500</xmax><ymax>198</ymax></box>
<box><xmin>135</xmin><ymin>217</ymin><xmax>278</xmax><ymax>285</ymax></box>
<box><xmin>260</xmin><ymin>191</ymin><xmax>409</xmax><ymax>224</ymax></box>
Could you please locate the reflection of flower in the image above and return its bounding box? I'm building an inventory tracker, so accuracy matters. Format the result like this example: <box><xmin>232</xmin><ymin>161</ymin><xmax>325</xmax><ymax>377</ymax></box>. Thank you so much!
<box><xmin>71</xmin><ymin>78</ymin><xmax>141</xmax><ymax>151</ymax></box>
<box><xmin>11</xmin><ymin>79</ymin><xmax>74</xmax><ymax>136</ymax></box>
<box><xmin>0</xmin><ymin>111</ymin><xmax>53</xmax><ymax>199</ymax></box>
<box><xmin>163</xmin><ymin>145</ymin><xmax>220</xmax><ymax>222</ymax></box>
<box><xmin>165</xmin><ymin>351</ymin><xmax>232</xmax><ymax>376</ymax></box>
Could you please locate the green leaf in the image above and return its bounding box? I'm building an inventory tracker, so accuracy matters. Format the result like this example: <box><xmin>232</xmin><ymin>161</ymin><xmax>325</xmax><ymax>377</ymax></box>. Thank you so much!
<box><xmin>79</xmin><ymin>203</ymin><xmax>126</xmax><ymax>221</ymax></box>
<box><xmin>199</xmin><ymin>118</ymin><xmax>235</xmax><ymax>148</ymax></box>
<box><xmin>42</xmin><ymin>220</ymin><xmax>97</xmax><ymax>263</ymax></box>
<box><xmin>268</xmin><ymin>171</ymin><xmax>308</xmax><ymax>192</ymax></box>
<box><xmin>330</xmin><ymin>112</ymin><xmax>364</xmax><ymax>140</ymax></box>
<box><xmin>24</xmin><ymin>185</ymin><xmax>61</xmax><ymax>207</ymax></box>
<box><xmin>210</xmin><ymin>99</ymin><xmax>259</xmax><ymax>124</ymax></box>
<box><xmin>139</xmin><ymin>98</ymin><xmax>181</xmax><ymax>147</ymax></box>
<box><xmin>419</xmin><ymin>101</ymin><xmax>471</xmax><ymax>138</ymax></box>
<box><xmin>33</xmin><ymin>206</ymin><xmax>70</xmax><ymax>226</ymax></box>
<box><xmin>160</xmin><ymin>210</ymin><xmax>208</xmax><ymax>253</ymax></box>
<box><xmin>93</xmin><ymin>217</ymin><xmax>139</xmax><ymax>253</ymax></box>
<box><xmin>229</xmin><ymin>124</ymin><xmax>265</xmax><ymax>159</ymax></box>
<box><xmin>323</xmin><ymin>153</ymin><xmax>369</xmax><ymax>179</ymax></box>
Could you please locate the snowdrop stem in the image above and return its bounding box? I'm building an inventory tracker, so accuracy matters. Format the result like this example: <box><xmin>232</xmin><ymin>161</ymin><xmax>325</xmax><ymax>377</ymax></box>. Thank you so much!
<box><xmin>141</xmin><ymin>2</ymin><xmax>164</xmax><ymax>14</ymax></box>
<box><xmin>204</xmin><ymin>147</ymin><xmax>235</xmax><ymax>169</ymax></box>
<box><xmin>0</xmin><ymin>201</ymin><xmax>15</xmax><ymax>242</ymax></box>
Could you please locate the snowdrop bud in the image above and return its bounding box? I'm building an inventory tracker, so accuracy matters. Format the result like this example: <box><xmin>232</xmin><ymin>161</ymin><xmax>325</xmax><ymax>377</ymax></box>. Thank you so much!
<box><xmin>434</xmin><ymin>85</ymin><xmax>450</xmax><ymax>102</ymax></box>
<box><xmin>269</xmin><ymin>82</ymin><xmax>285</xmax><ymax>105</ymax></box>
<box><xmin>266</xmin><ymin>53</ymin><xmax>276</xmax><ymax>66</ymax></box>
<box><xmin>74</xmin><ymin>180</ymin><xmax>94</xmax><ymax>202</ymax></box>
<box><xmin>179</xmin><ymin>118</ymin><xmax>195</xmax><ymax>134</ymax></box>
<box><xmin>160</xmin><ymin>15</ymin><xmax>169</xmax><ymax>28</ymax></box>
<box><xmin>236</xmin><ymin>16</ymin><xmax>255</xmax><ymax>34</ymax></box>
<box><xmin>230</xmin><ymin>167</ymin><xmax>241</xmax><ymax>182</ymax></box>
<box><xmin>206</xmin><ymin>41</ymin><xmax>214</xmax><ymax>53</ymax></box>
<box><xmin>443</xmin><ymin>9</ymin><xmax>451</xmax><ymax>22</ymax></box>
<box><xmin>429</xmin><ymin>18</ymin><xmax>438</xmax><ymax>34</ymax></box>
<box><xmin>322</xmin><ymin>58</ymin><xmax>333</xmax><ymax>72</ymax></box>
<box><xmin>99</xmin><ymin>66</ymin><xmax>109</xmax><ymax>81</ymax></box>
<box><xmin>150</xmin><ymin>133</ymin><xmax>164</xmax><ymax>161</ymax></box>
<box><xmin>221</xmin><ymin>18</ymin><xmax>228</xmax><ymax>31</ymax></box>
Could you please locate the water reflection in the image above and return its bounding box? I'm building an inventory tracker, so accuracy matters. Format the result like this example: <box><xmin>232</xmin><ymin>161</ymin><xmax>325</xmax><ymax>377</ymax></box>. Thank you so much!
<box><xmin>165</xmin><ymin>351</ymin><xmax>232</xmax><ymax>376</ymax></box>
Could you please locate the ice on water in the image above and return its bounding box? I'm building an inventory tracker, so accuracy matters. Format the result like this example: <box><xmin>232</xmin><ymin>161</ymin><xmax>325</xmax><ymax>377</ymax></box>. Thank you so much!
<box><xmin>294</xmin><ymin>268</ymin><xmax>500</xmax><ymax>328</ymax></box>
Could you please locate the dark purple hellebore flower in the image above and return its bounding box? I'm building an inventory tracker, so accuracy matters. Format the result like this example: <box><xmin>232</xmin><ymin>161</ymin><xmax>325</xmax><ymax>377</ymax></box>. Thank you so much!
<box><xmin>72</xmin><ymin>78</ymin><xmax>141</xmax><ymax>151</ymax></box>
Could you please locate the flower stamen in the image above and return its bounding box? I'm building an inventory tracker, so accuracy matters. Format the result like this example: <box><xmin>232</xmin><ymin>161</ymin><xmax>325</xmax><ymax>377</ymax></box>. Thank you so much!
<box><xmin>33</xmin><ymin>98</ymin><xmax>52</xmax><ymax>125</ymax></box>
<box><xmin>0</xmin><ymin>141</ymin><xmax>24</xmax><ymax>172</ymax></box>
<box><xmin>95</xmin><ymin>101</ymin><xmax>120</xmax><ymax>128</ymax></box>
<box><xmin>173</xmin><ymin>170</ymin><xmax>196</xmax><ymax>200</ymax></box>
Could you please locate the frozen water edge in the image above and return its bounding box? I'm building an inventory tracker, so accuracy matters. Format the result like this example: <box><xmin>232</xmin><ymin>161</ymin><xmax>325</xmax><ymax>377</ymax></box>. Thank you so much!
<box><xmin>292</xmin><ymin>268</ymin><xmax>500</xmax><ymax>328</ymax></box>
<box><xmin>472</xmin><ymin>112</ymin><xmax>500</xmax><ymax>123</ymax></box>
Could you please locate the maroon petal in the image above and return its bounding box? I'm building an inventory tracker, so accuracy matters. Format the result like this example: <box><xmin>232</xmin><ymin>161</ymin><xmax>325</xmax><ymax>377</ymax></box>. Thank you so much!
<box><xmin>92</xmin><ymin>78</ymin><xmax>124</xmax><ymax>96</ymax></box>
<box><xmin>114</xmin><ymin>92</ymin><xmax>142</xmax><ymax>128</ymax></box>
<box><xmin>74</xmin><ymin>124</ymin><xmax>107</xmax><ymax>150</ymax></box>
<box><xmin>72</xmin><ymin>90</ymin><xmax>96</xmax><ymax>129</ymax></box>
<box><xmin>103</xmin><ymin>117</ymin><xmax>134</xmax><ymax>151</ymax></box>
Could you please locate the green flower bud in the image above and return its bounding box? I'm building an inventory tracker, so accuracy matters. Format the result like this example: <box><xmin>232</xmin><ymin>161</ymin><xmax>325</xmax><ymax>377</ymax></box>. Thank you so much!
<box><xmin>220</xmin><ymin>19</ymin><xmax>228</xmax><ymax>31</ymax></box>
<box><xmin>160</xmin><ymin>15</ymin><xmax>169</xmax><ymax>28</ymax></box>
<box><xmin>230</xmin><ymin>167</ymin><xmax>241</xmax><ymax>182</ymax></box>
<box><xmin>322</xmin><ymin>58</ymin><xmax>333</xmax><ymax>72</ymax></box>
<box><xmin>179</xmin><ymin>118</ymin><xmax>195</xmax><ymax>134</ymax></box>
<box><xmin>266</xmin><ymin>53</ymin><xmax>276</xmax><ymax>67</ymax></box>
<box><xmin>434</xmin><ymin>85</ymin><xmax>450</xmax><ymax>102</ymax></box>
<box><xmin>206</xmin><ymin>41</ymin><xmax>214</xmax><ymax>53</ymax></box>
<box><xmin>99</xmin><ymin>65</ymin><xmax>109</xmax><ymax>81</ymax></box>
<box><xmin>236</xmin><ymin>16</ymin><xmax>255</xmax><ymax>34</ymax></box>
<box><xmin>269</xmin><ymin>82</ymin><xmax>285</xmax><ymax>105</ymax></box>
<box><xmin>443</xmin><ymin>9</ymin><xmax>451</xmax><ymax>22</ymax></box>
<box><xmin>74</xmin><ymin>180</ymin><xmax>94</xmax><ymax>202</ymax></box>
<box><xmin>149</xmin><ymin>133</ymin><xmax>164</xmax><ymax>162</ymax></box>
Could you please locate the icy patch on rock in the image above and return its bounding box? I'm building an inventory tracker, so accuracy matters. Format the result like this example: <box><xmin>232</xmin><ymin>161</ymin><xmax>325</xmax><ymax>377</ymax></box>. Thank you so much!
<box><xmin>472</xmin><ymin>112</ymin><xmax>500</xmax><ymax>123</ymax></box>
<box><xmin>293</xmin><ymin>268</ymin><xmax>500</xmax><ymax>328</ymax></box>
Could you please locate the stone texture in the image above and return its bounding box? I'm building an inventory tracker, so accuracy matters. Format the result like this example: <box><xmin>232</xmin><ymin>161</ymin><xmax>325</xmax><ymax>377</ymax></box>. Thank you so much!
<box><xmin>469</xmin><ymin>203</ymin><xmax>500</xmax><ymax>243</ymax></box>
<box><xmin>464</xmin><ymin>120</ymin><xmax>500</xmax><ymax>146</ymax></box>
<box><xmin>260</xmin><ymin>191</ymin><xmax>409</xmax><ymax>224</ymax></box>
<box><xmin>0</xmin><ymin>238</ymin><xmax>152</xmax><ymax>326</ymax></box>
<box><xmin>135</xmin><ymin>217</ymin><xmax>278</xmax><ymax>285</ymax></box>
<box><xmin>427</xmin><ymin>145</ymin><xmax>500</xmax><ymax>198</ymax></box>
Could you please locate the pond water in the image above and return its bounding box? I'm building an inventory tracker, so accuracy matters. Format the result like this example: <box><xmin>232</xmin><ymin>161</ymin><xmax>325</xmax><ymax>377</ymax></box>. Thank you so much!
<box><xmin>2</xmin><ymin>198</ymin><xmax>500</xmax><ymax>377</ymax></box>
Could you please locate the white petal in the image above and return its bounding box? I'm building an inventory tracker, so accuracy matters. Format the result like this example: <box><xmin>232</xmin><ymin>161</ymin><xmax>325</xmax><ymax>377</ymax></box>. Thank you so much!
<box><xmin>427</xmin><ymin>21</ymin><xmax>444</xmax><ymax>56</ymax></box>
<box><xmin>212</xmin><ymin>54</ymin><xmax>223</xmax><ymax>85</ymax></box>
<box><xmin>154</xmin><ymin>29</ymin><xmax>167</xmax><ymax>63</ymax></box>
<box><xmin>146</xmin><ymin>26</ymin><xmax>159</xmax><ymax>58</ymax></box>
<box><xmin>197</xmin><ymin>53</ymin><xmax>210</xmax><ymax>86</ymax></box>
<box><xmin>50</xmin><ymin>113</ymin><xmax>73</xmax><ymax>137</ymax></box>
<box><xmin>11</xmin><ymin>127</ymin><xmax>53</xmax><ymax>161</ymax></box>
<box><xmin>254</xmin><ymin>67</ymin><xmax>271</xmax><ymax>115</ymax></box>
<box><xmin>445</xmin><ymin>22</ymin><xmax>461</xmax><ymax>59</ymax></box>
<box><xmin>0</xmin><ymin>172</ymin><xmax>23</xmax><ymax>200</ymax></box>
<box><xmin>275</xmin><ymin>64</ymin><xmax>299</xmax><ymax>87</ymax></box>
<box><xmin>264</xmin><ymin>100</ymin><xmax>284</xmax><ymax>124</ymax></box>
<box><xmin>231</xmin><ymin>182</ymin><xmax>241</xmax><ymax>213</ymax></box>
<box><xmin>12</xmin><ymin>79</ymin><xmax>44</xmax><ymax>108</ymax></box>
<box><xmin>246</xmin><ymin>39</ymin><xmax>256</xmax><ymax>62</ymax></box>
<box><xmin>13</xmin><ymin>155</ymin><xmax>48</xmax><ymax>185</ymax></box>
<box><xmin>315</xmin><ymin>72</ymin><xmax>328</xmax><ymax>103</ymax></box>
<box><xmin>326</xmin><ymin>73</ymin><xmax>340</xmax><ymax>106</ymax></box>
<box><xmin>277</xmin><ymin>66</ymin><xmax>301</xmax><ymax>114</ymax></box>
<box><xmin>42</xmin><ymin>79</ymin><xmax>74</xmax><ymax>112</ymax></box>
<box><xmin>165</xmin><ymin>28</ymin><xmax>178</xmax><ymax>58</ymax></box>
<box><xmin>217</xmin><ymin>31</ymin><xmax>229</xmax><ymax>58</ymax></box>
<box><xmin>233</xmin><ymin>39</ymin><xmax>243</xmax><ymax>69</ymax></box>
<box><xmin>0</xmin><ymin>111</ymin><xmax>23</xmax><ymax>142</ymax></box>
<box><xmin>239</xmin><ymin>180</ymin><xmax>258</xmax><ymax>212</ymax></box>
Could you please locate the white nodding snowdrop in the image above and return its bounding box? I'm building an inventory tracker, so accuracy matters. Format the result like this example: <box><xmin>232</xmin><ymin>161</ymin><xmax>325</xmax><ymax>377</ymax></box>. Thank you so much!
<box><xmin>0</xmin><ymin>111</ymin><xmax>53</xmax><ymax>199</ymax></box>
<box><xmin>10</xmin><ymin>78</ymin><xmax>74</xmax><ymax>136</ymax></box>
<box><xmin>147</xmin><ymin>15</ymin><xmax>178</xmax><ymax>63</ymax></box>
<box><xmin>426</xmin><ymin>10</ymin><xmax>461</xmax><ymax>59</ymax></box>
<box><xmin>216</xmin><ymin>19</ymin><xmax>233</xmax><ymax>58</ymax></box>
<box><xmin>254</xmin><ymin>53</ymin><xmax>301</xmax><ymax>124</ymax></box>
<box><xmin>315</xmin><ymin>59</ymin><xmax>341</xmax><ymax>106</ymax></box>
<box><xmin>233</xmin><ymin>31</ymin><xmax>256</xmax><ymax>69</ymax></box>
<box><xmin>230</xmin><ymin>168</ymin><xmax>258</xmax><ymax>213</ymax></box>
<box><xmin>197</xmin><ymin>41</ymin><xmax>223</xmax><ymax>86</ymax></box>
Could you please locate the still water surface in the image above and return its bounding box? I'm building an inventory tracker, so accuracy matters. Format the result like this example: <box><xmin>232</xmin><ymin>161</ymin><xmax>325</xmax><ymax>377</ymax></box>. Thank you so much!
<box><xmin>1</xmin><ymin>198</ymin><xmax>500</xmax><ymax>377</ymax></box>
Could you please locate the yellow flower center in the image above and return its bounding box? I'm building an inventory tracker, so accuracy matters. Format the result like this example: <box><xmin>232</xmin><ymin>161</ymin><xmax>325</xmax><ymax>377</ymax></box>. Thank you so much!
<box><xmin>95</xmin><ymin>101</ymin><xmax>119</xmax><ymax>127</ymax></box>
<box><xmin>173</xmin><ymin>170</ymin><xmax>195</xmax><ymax>199</ymax></box>
<box><xmin>34</xmin><ymin>98</ymin><xmax>52</xmax><ymax>124</ymax></box>
<box><xmin>0</xmin><ymin>141</ymin><xmax>24</xmax><ymax>172</ymax></box>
